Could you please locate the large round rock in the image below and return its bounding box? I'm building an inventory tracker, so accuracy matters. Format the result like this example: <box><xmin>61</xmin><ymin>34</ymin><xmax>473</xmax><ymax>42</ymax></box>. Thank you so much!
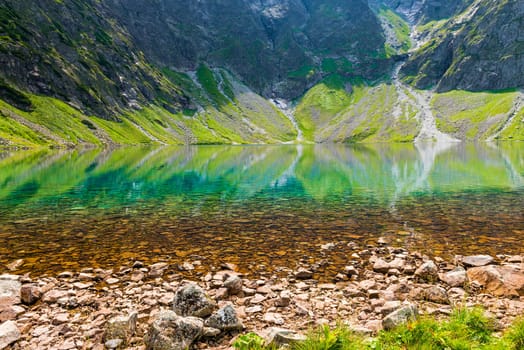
<box><xmin>205</xmin><ymin>305</ymin><xmax>243</xmax><ymax>331</ymax></box>
<box><xmin>173</xmin><ymin>283</ymin><xmax>216</xmax><ymax>318</ymax></box>
<box><xmin>145</xmin><ymin>310</ymin><xmax>203</xmax><ymax>350</ymax></box>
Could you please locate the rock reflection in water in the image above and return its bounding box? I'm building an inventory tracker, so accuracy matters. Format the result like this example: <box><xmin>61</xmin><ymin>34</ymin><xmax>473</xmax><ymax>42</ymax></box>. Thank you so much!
<box><xmin>0</xmin><ymin>143</ymin><xmax>522</xmax><ymax>279</ymax></box>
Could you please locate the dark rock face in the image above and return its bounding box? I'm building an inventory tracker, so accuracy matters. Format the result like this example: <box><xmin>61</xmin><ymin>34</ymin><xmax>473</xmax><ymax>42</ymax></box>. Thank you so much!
<box><xmin>0</xmin><ymin>0</ymin><xmax>387</xmax><ymax>115</ymax></box>
<box><xmin>401</xmin><ymin>0</ymin><xmax>524</xmax><ymax>92</ymax></box>
<box><xmin>0</xmin><ymin>1</ymin><xmax>189</xmax><ymax>119</ymax></box>
<box><xmin>105</xmin><ymin>0</ymin><xmax>386</xmax><ymax>99</ymax></box>
<box><xmin>373</xmin><ymin>0</ymin><xmax>473</xmax><ymax>23</ymax></box>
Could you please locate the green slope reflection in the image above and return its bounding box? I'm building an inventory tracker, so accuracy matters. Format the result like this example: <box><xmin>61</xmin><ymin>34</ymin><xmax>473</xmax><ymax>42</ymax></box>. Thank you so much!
<box><xmin>0</xmin><ymin>143</ymin><xmax>523</xmax><ymax>217</ymax></box>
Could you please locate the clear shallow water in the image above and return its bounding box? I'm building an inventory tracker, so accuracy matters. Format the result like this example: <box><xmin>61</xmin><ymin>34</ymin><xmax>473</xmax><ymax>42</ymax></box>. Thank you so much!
<box><xmin>0</xmin><ymin>143</ymin><xmax>522</xmax><ymax>279</ymax></box>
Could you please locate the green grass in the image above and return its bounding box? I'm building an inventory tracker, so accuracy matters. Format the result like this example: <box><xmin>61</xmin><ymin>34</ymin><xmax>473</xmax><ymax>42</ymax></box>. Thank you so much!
<box><xmin>288</xmin><ymin>65</ymin><xmax>316</xmax><ymax>79</ymax></box>
<box><xmin>233</xmin><ymin>308</ymin><xmax>524</xmax><ymax>350</ymax></box>
<box><xmin>294</xmin><ymin>74</ymin><xmax>354</xmax><ymax>141</ymax></box>
<box><xmin>498</xmin><ymin>106</ymin><xmax>524</xmax><ymax>140</ymax></box>
<box><xmin>196</xmin><ymin>63</ymin><xmax>229</xmax><ymax>107</ymax></box>
<box><xmin>0</xmin><ymin>108</ymin><xmax>49</xmax><ymax>147</ymax></box>
<box><xmin>431</xmin><ymin>90</ymin><xmax>518</xmax><ymax>140</ymax></box>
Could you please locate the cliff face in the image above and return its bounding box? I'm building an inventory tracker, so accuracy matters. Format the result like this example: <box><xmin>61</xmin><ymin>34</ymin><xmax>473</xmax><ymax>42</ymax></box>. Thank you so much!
<box><xmin>0</xmin><ymin>0</ymin><xmax>190</xmax><ymax>119</ymax></box>
<box><xmin>0</xmin><ymin>0</ymin><xmax>387</xmax><ymax>119</ymax></box>
<box><xmin>104</xmin><ymin>0</ymin><xmax>386</xmax><ymax>98</ymax></box>
<box><xmin>372</xmin><ymin>0</ymin><xmax>473</xmax><ymax>23</ymax></box>
<box><xmin>401</xmin><ymin>0</ymin><xmax>524</xmax><ymax>92</ymax></box>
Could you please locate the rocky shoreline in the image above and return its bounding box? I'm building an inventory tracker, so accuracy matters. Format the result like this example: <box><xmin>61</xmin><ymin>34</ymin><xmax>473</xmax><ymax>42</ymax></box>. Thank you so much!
<box><xmin>1</xmin><ymin>243</ymin><xmax>523</xmax><ymax>349</ymax></box>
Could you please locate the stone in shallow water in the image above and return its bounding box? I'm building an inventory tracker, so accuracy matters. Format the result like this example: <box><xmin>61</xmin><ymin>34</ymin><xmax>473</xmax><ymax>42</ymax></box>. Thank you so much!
<box><xmin>173</xmin><ymin>283</ymin><xmax>216</xmax><ymax>318</ymax></box>
<box><xmin>294</xmin><ymin>268</ymin><xmax>313</xmax><ymax>280</ymax></box>
<box><xmin>462</xmin><ymin>255</ymin><xmax>494</xmax><ymax>267</ymax></box>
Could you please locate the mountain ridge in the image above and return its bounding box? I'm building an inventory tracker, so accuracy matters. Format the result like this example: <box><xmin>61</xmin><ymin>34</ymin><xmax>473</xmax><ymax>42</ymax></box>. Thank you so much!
<box><xmin>0</xmin><ymin>0</ymin><xmax>522</xmax><ymax>147</ymax></box>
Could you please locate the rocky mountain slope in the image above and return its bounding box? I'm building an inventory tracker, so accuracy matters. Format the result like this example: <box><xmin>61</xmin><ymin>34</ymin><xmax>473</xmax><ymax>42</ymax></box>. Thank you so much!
<box><xmin>0</xmin><ymin>0</ymin><xmax>522</xmax><ymax>147</ymax></box>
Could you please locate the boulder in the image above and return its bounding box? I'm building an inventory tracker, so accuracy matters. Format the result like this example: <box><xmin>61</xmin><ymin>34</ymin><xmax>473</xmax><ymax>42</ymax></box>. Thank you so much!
<box><xmin>103</xmin><ymin>311</ymin><xmax>138</xmax><ymax>348</ymax></box>
<box><xmin>145</xmin><ymin>310</ymin><xmax>203</xmax><ymax>350</ymax></box>
<box><xmin>467</xmin><ymin>265</ymin><xmax>524</xmax><ymax>297</ymax></box>
<box><xmin>0</xmin><ymin>320</ymin><xmax>20</xmax><ymax>349</ymax></box>
<box><xmin>424</xmin><ymin>286</ymin><xmax>449</xmax><ymax>304</ymax></box>
<box><xmin>462</xmin><ymin>255</ymin><xmax>494</xmax><ymax>267</ymax></box>
<box><xmin>21</xmin><ymin>284</ymin><xmax>42</xmax><ymax>305</ymax></box>
<box><xmin>204</xmin><ymin>305</ymin><xmax>243</xmax><ymax>331</ymax></box>
<box><xmin>0</xmin><ymin>275</ymin><xmax>21</xmax><ymax>305</ymax></box>
<box><xmin>263</xmin><ymin>328</ymin><xmax>306</xmax><ymax>347</ymax></box>
<box><xmin>263</xmin><ymin>312</ymin><xmax>285</xmax><ymax>325</ymax></box>
<box><xmin>173</xmin><ymin>283</ymin><xmax>216</xmax><ymax>318</ymax></box>
<box><xmin>373</xmin><ymin>258</ymin><xmax>390</xmax><ymax>274</ymax></box>
<box><xmin>382</xmin><ymin>304</ymin><xmax>418</xmax><ymax>330</ymax></box>
<box><xmin>439</xmin><ymin>267</ymin><xmax>467</xmax><ymax>287</ymax></box>
<box><xmin>223</xmin><ymin>276</ymin><xmax>243</xmax><ymax>295</ymax></box>
<box><xmin>414</xmin><ymin>261</ymin><xmax>438</xmax><ymax>282</ymax></box>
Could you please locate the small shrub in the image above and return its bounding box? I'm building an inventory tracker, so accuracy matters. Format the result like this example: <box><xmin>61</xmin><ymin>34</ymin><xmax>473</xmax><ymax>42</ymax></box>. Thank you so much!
<box><xmin>232</xmin><ymin>332</ymin><xmax>266</xmax><ymax>350</ymax></box>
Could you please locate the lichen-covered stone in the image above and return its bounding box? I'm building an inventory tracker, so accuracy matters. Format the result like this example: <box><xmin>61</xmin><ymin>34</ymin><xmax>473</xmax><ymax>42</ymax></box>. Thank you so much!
<box><xmin>173</xmin><ymin>283</ymin><xmax>216</xmax><ymax>318</ymax></box>
<box><xmin>145</xmin><ymin>310</ymin><xmax>203</xmax><ymax>350</ymax></box>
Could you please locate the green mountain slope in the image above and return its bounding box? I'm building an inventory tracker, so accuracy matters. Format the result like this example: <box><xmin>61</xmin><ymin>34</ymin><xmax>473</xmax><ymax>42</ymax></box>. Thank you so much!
<box><xmin>0</xmin><ymin>0</ymin><xmax>522</xmax><ymax>147</ymax></box>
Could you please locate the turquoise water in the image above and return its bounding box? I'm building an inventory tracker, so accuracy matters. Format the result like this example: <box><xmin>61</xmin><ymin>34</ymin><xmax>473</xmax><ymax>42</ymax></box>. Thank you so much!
<box><xmin>0</xmin><ymin>143</ymin><xmax>522</xmax><ymax>278</ymax></box>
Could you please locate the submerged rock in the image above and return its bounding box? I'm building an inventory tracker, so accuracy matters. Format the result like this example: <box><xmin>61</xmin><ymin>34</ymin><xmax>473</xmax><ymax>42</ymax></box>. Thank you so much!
<box><xmin>173</xmin><ymin>283</ymin><xmax>216</xmax><ymax>318</ymax></box>
<box><xmin>145</xmin><ymin>310</ymin><xmax>203</xmax><ymax>350</ymax></box>
<box><xmin>294</xmin><ymin>268</ymin><xmax>313</xmax><ymax>280</ymax></box>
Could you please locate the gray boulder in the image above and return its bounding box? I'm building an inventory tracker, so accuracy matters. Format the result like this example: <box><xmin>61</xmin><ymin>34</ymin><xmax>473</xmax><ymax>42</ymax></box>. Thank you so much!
<box><xmin>0</xmin><ymin>275</ymin><xmax>21</xmax><ymax>305</ymax></box>
<box><xmin>205</xmin><ymin>305</ymin><xmax>243</xmax><ymax>331</ymax></box>
<box><xmin>264</xmin><ymin>327</ymin><xmax>307</xmax><ymax>347</ymax></box>
<box><xmin>414</xmin><ymin>261</ymin><xmax>439</xmax><ymax>282</ymax></box>
<box><xmin>439</xmin><ymin>267</ymin><xmax>467</xmax><ymax>287</ymax></box>
<box><xmin>382</xmin><ymin>304</ymin><xmax>418</xmax><ymax>330</ymax></box>
<box><xmin>145</xmin><ymin>310</ymin><xmax>203</xmax><ymax>350</ymax></box>
<box><xmin>103</xmin><ymin>311</ymin><xmax>138</xmax><ymax>348</ymax></box>
<box><xmin>173</xmin><ymin>283</ymin><xmax>216</xmax><ymax>318</ymax></box>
